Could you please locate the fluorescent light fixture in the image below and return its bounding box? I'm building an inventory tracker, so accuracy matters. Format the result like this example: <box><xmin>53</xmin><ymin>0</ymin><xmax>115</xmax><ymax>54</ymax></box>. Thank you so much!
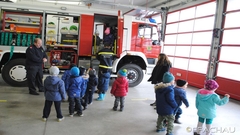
<box><xmin>11</xmin><ymin>0</ymin><xmax>17</xmax><ymax>2</ymax></box>
<box><xmin>60</xmin><ymin>7</ymin><xmax>67</xmax><ymax>10</ymax></box>
<box><xmin>36</xmin><ymin>0</ymin><xmax>55</xmax><ymax>3</ymax></box>
<box><xmin>36</xmin><ymin>0</ymin><xmax>79</xmax><ymax>5</ymax></box>
<box><xmin>57</xmin><ymin>1</ymin><xmax>79</xmax><ymax>5</ymax></box>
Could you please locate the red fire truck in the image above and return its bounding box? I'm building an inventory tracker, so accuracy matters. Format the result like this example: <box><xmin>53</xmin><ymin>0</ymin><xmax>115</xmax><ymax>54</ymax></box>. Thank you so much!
<box><xmin>0</xmin><ymin>7</ymin><xmax>161</xmax><ymax>87</ymax></box>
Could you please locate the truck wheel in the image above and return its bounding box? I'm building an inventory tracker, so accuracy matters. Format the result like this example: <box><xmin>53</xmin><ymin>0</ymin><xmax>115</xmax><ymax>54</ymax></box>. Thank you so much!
<box><xmin>2</xmin><ymin>59</ymin><xmax>28</xmax><ymax>87</ymax></box>
<box><xmin>120</xmin><ymin>64</ymin><xmax>143</xmax><ymax>87</ymax></box>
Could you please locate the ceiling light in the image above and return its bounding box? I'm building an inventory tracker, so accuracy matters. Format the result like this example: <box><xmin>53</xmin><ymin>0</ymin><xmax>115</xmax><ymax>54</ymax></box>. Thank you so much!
<box><xmin>60</xmin><ymin>7</ymin><xmax>67</xmax><ymax>10</ymax></box>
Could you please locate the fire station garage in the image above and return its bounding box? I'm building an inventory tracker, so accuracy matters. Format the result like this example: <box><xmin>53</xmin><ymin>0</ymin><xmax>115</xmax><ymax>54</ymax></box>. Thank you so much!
<box><xmin>0</xmin><ymin>0</ymin><xmax>240</xmax><ymax>135</ymax></box>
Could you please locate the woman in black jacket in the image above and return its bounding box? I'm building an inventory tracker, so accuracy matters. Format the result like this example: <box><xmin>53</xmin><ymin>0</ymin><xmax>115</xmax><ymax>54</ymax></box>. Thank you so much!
<box><xmin>148</xmin><ymin>53</ymin><xmax>172</xmax><ymax>106</ymax></box>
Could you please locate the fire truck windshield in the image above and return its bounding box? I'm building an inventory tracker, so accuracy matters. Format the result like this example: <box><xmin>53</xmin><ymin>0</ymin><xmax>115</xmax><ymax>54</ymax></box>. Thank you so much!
<box><xmin>138</xmin><ymin>24</ymin><xmax>159</xmax><ymax>45</ymax></box>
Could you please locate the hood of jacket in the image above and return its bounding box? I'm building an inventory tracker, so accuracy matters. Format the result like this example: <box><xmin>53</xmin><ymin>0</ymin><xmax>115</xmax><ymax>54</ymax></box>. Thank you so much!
<box><xmin>101</xmin><ymin>72</ymin><xmax>111</xmax><ymax>78</ymax></box>
<box><xmin>155</xmin><ymin>82</ymin><xmax>173</xmax><ymax>92</ymax></box>
<box><xmin>197</xmin><ymin>88</ymin><xmax>215</xmax><ymax>101</ymax></box>
<box><xmin>44</xmin><ymin>76</ymin><xmax>61</xmax><ymax>91</ymax></box>
<box><xmin>45</xmin><ymin>76</ymin><xmax>61</xmax><ymax>85</ymax></box>
<box><xmin>115</xmin><ymin>77</ymin><xmax>127</xmax><ymax>85</ymax></box>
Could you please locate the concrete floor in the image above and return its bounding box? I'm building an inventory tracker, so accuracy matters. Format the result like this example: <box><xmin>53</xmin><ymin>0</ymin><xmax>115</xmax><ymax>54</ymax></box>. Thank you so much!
<box><xmin>0</xmin><ymin>74</ymin><xmax>239</xmax><ymax>135</ymax></box>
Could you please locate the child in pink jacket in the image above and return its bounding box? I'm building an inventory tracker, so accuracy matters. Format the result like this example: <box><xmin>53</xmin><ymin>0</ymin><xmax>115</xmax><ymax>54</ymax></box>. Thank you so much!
<box><xmin>110</xmin><ymin>69</ymin><xmax>128</xmax><ymax>111</ymax></box>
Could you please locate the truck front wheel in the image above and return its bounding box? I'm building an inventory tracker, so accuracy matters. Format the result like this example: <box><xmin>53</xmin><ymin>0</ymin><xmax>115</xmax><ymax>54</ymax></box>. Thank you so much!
<box><xmin>2</xmin><ymin>59</ymin><xmax>28</xmax><ymax>87</ymax></box>
<box><xmin>120</xmin><ymin>64</ymin><xmax>143</xmax><ymax>87</ymax></box>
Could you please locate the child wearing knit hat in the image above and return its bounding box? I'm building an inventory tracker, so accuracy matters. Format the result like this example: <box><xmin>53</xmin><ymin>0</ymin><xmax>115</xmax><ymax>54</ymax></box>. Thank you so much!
<box><xmin>194</xmin><ymin>79</ymin><xmax>230</xmax><ymax>135</ymax></box>
<box><xmin>61</xmin><ymin>63</ymin><xmax>77</xmax><ymax>91</ymax></box>
<box><xmin>66</xmin><ymin>67</ymin><xmax>86</xmax><ymax>117</ymax></box>
<box><xmin>173</xmin><ymin>79</ymin><xmax>189</xmax><ymax>124</ymax></box>
<box><xmin>42</xmin><ymin>66</ymin><xmax>66</xmax><ymax>122</ymax></box>
<box><xmin>155</xmin><ymin>72</ymin><xmax>177</xmax><ymax>135</ymax></box>
<box><xmin>110</xmin><ymin>69</ymin><xmax>128</xmax><ymax>111</ymax></box>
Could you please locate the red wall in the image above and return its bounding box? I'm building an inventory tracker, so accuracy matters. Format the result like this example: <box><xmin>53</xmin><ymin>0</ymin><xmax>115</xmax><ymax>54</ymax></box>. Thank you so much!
<box><xmin>216</xmin><ymin>77</ymin><xmax>240</xmax><ymax>100</ymax></box>
<box><xmin>78</xmin><ymin>15</ymin><xmax>94</xmax><ymax>56</ymax></box>
<box><xmin>171</xmin><ymin>67</ymin><xmax>240</xmax><ymax>100</ymax></box>
<box><xmin>171</xmin><ymin>68</ymin><xmax>206</xmax><ymax>89</ymax></box>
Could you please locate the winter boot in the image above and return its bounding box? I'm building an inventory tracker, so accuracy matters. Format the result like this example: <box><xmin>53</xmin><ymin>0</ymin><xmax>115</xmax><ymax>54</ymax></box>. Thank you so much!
<box><xmin>102</xmin><ymin>93</ymin><xmax>106</xmax><ymax>100</ymax></box>
<box><xmin>112</xmin><ymin>106</ymin><xmax>117</xmax><ymax>111</ymax></box>
<box><xmin>194</xmin><ymin>122</ymin><xmax>203</xmax><ymax>135</ymax></box>
<box><xmin>96</xmin><ymin>94</ymin><xmax>103</xmax><ymax>101</ymax></box>
<box><xmin>174</xmin><ymin>119</ymin><xmax>181</xmax><ymax>124</ymax></box>
<box><xmin>206</xmin><ymin>124</ymin><xmax>212</xmax><ymax>135</ymax></box>
<box><xmin>119</xmin><ymin>107</ymin><xmax>124</xmax><ymax>112</ymax></box>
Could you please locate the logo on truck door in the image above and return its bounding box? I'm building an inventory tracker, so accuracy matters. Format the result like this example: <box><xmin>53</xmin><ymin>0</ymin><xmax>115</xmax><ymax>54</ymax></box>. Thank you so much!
<box><xmin>147</xmin><ymin>46</ymin><xmax>152</xmax><ymax>51</ymax></box>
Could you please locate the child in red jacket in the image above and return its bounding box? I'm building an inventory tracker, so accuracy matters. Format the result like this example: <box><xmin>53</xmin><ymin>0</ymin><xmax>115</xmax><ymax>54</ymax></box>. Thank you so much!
<box><xmin>110</xmin><ymin>69</ymin><xmax>129</xmax><ymax>111</ymax></box>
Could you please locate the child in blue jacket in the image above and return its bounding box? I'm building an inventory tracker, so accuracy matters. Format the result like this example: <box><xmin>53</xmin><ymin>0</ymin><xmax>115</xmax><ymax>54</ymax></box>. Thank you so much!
<box><xmin>42</xmin><ymin>66</ymin><xmax>66</xmax><ymax>122</ymax></box>
<box><xmin>67</xmin><ymin>67</ymin><xmax>86</xmax><ymax>117</ymax></box>
<box><xmin>61</xmin><ymin>63</ymin><xmax>76</xmax><ymax>91</ymax></box>
<box><xmin>79</xmin><ymin>66</ymin><xmax>89</xmax><ymax>110</ymax></box>
<box><xmin>155</xmin><ymin>72</ymin><xmax>177</xmax><ymax>135</ymax></box>
<box><xmin>83</xmin><ymin>68</ymin><xmax>98</xmax><ymax>110</ymax></box>
<box><xmin>173</xmin><ymin>79</ymin><xmax>189</xmax><ymax>124</ymax></box>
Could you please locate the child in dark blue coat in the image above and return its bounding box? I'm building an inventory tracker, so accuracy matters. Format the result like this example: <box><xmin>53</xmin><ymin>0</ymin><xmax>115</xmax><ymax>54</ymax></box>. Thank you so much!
<box><xmin>61</xmin><ymin>63</ymin><xmax>76</xmax><ymax>91</ymax></box>
<box><xmin>97</xmin><ymin>71</ymin><xmax>111</xmax><ymax>101</ymax></box>
<box><xmin>67</xmin><ymin>67</ymin><xmax>86</xmax><ymax>117</ymax></box>
<box><xmin>155</xmin><ymin>72</ymin><xmax>177</xmax><ymax>135</ymax></box>
<box><xmin>83</xmin><ymin>68</ymin><xmax>98</xmax><ymax>110</ymax></box>
<box><xmin>78</xmin><ymin>66</ymin><xmax>89</xmax><ymax>110</ymax></box>
<box><xmin>173</xmin><ymin>79</ymin><xmax>189</xmax><ymax>124</ymax></box>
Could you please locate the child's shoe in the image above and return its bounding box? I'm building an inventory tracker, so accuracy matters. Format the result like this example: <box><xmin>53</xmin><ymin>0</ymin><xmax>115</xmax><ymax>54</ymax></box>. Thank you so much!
<box><xmin>42</xmin><ymin>118</ymin><xmax>47</xmax><ymax>122</ymax></box>
<box><xmin>83</xmin><ymin>106</ymin><xmax>87</xmax><ymax>110</ymax></box>
<box><xmin>166</xmin><ymin>133</ymin><xmax>173</xmax><ymax>135</ymax></box>
<box><xmin>150</xmin><ymin>102</ymin><xmax>156</xmax><ymax>106</ymax></box>
<box><xmin>77</xmin><ymin>113</ymin><xmax>84</xmax><ymax>117</ymax></box>
<box><xmin>156</xmin><ymin>128</ymin><xmax>165</xmax><ymax>132</ymax></box>
<box><xmin>96</xmin><ymin>94</ymin><xmax>104</xmax><ymax>101</ymax></box>
<box><xmin>69</xmin><ymin>114</ymin><xmax>74</xmax><ymax>117</ymax></box>
<box><xmin>174</xmin><ymin>119</ymin><xmax>181</xmax><ymax>124</ymax></box>
<box><xmin>119</xmin><ymin>108</ymin><xmax>124</xmax><ymax>112</ymax></box>
<box><xmin>57</xmin><ymin>117</ymin><xmax>64</xmax><ymax>122</ymax></box>
<box><xmin>193</xmin><ymin>132</ymin><xmax>200</xmax><ymax>135</ymax></box>
<box><xmin>112</xmin><ymin>107</ymin><xmax>117</xmax><ymax>111</ymax></box>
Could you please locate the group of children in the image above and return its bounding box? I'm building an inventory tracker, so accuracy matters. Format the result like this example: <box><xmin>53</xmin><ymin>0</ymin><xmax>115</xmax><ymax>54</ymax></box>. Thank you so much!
<box><xmin>154</xmin><ymin>72</ymin><xmax>230</xmax><ymax>135</ymax></box>
<box><xmin>42</xmin><ymin>64</ymin><xmax>98</xmax><ymax>121</ymax></box>
<box><xmin>41</xmin><ymin>65</ymin><xmax>230</xmax><ymax>135</ymax></box>
<box><xmin>42</xmin><ymin>65</ymin><xmax>129</xmax><ymax>122</ymax></box>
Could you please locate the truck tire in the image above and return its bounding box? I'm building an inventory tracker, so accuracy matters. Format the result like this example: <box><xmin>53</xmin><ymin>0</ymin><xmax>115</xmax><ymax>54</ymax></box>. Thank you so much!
<box><xmin>120</xmin><ymin>64</ymin><xmax>143</xmax><ymax>87</ymax></box>
<box><xmin>2</xmin><ymin>59</ymin><xmax>28</xmax><ymax>87</ymax></box>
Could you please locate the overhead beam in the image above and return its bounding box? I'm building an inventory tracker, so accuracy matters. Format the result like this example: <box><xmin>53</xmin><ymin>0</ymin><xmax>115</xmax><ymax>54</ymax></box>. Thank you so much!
<box><xmin>32</xmin><ymin>0</ymin><xmax>162</xmax><ymax>12</ymax></box>
<box><xmin>82</xmin><ymin>0</ymin><xmax>162</xmax><ymax>12</ymax></box>
<box><xmin>0</xmin><ymin>1</ymin><xmax>118</xmax><ymax>15</ymax></box>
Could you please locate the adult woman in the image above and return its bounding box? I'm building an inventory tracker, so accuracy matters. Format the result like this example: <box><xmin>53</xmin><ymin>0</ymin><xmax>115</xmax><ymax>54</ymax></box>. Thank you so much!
<box><xmin>148</xmin><ymin>53</ymin><xmax>172</xmax><ymax>106</ymax></box>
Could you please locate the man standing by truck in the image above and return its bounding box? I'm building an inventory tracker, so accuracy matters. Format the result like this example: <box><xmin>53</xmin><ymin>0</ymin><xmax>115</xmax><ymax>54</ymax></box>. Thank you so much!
<box><xmin>25</xmin><ymin>38</ymin><xmax>48</xmax><ymax>95</ymax></box>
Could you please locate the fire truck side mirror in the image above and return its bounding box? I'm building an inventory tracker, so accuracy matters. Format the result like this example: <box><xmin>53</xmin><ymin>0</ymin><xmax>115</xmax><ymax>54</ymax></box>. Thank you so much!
<box><xmin>152</xmin><ymin>40</ymin><xmax>160</xmax><ymax>45</ymax></box>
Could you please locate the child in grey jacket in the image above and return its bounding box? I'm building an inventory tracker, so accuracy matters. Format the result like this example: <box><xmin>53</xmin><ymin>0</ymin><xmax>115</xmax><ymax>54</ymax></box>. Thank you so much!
<box><xmin>42</xmin><ymin>66</ymin><xmax>66</xmax><ymax>122</ymax></box>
